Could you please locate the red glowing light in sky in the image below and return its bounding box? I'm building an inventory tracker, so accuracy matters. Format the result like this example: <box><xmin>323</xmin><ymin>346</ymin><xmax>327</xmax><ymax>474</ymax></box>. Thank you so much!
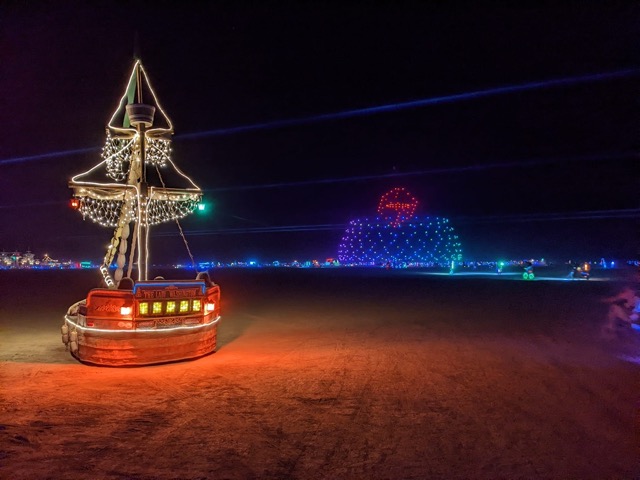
<box><xmin>377</xmin><ymin>187</ymin><xmax>418</xmax><ymax>227</ymax></box>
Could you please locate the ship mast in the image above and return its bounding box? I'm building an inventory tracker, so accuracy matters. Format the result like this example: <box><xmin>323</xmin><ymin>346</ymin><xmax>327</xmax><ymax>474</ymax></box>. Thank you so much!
<box><xmin>68</xmin><ymin>61</ymin><xmax>202</xmax><ymax>287</ymax></box>
<box><xmin>126</xmin><ymin>63</ymin><xmax>154</xmax><ymax>281</ymax></box>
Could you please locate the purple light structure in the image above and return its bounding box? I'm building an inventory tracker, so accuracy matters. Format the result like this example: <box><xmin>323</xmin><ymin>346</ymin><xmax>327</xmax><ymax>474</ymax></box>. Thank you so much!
<box><xmin>338</xmin><ymin>188</ymin><xmax>462</xmax><ymax>267</ymax></box>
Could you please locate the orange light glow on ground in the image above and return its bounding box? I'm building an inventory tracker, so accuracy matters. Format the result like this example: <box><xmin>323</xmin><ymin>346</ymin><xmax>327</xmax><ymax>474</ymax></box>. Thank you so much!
<box><xmin>1</xmin><ymin>268</ymin><xmax>639</xmax><ymax>479</ymax></box>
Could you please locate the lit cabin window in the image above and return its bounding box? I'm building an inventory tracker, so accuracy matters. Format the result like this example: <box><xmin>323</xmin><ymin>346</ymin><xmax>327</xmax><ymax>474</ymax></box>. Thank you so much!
<box><xmin>139</xmin><ymin>302</ymin><xmax>149</xmax><ymax>315</ymax></box>
<box><xmin>192</xmin><ymin>299</ymin><xmax>201</xmax><ymax>312</ymax></box>
<box><xmin>180</xmin><ymin>300</ymin><xmax>189</xmax><ymax>313</ymax></box>
<box><xmin>166</xmin><ymin>301</ymin><xmax>176</xmax><ymax>314</ymax></box>
<box><xmin>152</xmin><ymin>302</ymin><xmax>163</xmax><ymax>314</ymax></box>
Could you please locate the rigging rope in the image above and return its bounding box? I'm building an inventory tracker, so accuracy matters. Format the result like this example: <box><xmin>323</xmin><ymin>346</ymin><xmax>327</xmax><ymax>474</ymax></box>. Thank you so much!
<box><xmin>155</xmin><ymin>164</ymin><xmax>197</xmax><ymax>270</ymax></box>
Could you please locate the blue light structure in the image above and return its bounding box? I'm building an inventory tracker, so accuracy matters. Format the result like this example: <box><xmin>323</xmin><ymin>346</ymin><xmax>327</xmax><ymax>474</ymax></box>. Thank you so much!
<box><xmin>338</xmin><ymin>189</ymin><xmax>462</xmax><ymax>267</ymax></box>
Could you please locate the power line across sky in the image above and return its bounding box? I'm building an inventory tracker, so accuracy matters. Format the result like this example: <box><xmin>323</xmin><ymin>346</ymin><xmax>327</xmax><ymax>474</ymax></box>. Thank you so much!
<box><xmin>1</xmin><ymin>68</ymin><xmax>637</xmax><ymax>167</ymax></box>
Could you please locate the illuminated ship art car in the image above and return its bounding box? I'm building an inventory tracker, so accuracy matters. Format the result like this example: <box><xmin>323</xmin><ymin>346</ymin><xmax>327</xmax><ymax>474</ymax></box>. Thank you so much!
<box><xmin>61</xmin><ymin>60</ymin><xmax>222</xmax><ymax>366</ymax></box>
<box><xmin>64</xmin><ymin>277</ymin><xmax>221</xmax><ymax>366</ymax></box>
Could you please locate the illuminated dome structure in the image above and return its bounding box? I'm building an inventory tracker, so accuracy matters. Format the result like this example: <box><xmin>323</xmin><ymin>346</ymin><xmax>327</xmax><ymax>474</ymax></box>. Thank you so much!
<box><xmin>338</xmin><ymin>188</ymin><xmax>462</xmax><ymax>267</ymax></box>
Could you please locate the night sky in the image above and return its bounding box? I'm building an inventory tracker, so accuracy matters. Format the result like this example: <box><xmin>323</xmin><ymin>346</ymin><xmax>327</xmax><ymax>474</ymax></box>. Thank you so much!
<box><xmin>1</xmin><ymin>2</ymin><xmax>638</xmax><ymax>263</ymax></box>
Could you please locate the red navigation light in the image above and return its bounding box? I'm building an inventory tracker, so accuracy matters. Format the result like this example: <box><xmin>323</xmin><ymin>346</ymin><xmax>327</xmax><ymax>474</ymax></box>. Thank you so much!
<box><xmin>69</xmin><ymin>198</ymin><xmax>80</xmax><ymax>209</ymax></box>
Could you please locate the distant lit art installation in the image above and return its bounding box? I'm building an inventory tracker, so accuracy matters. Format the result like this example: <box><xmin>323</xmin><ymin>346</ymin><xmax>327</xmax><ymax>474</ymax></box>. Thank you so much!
<box><xmin>377</xmin><ymin>187</ymin><xmax>419</xmax><ymax>227</ymax></box>
<box><xmin>338</xmin><ymin>187</ymin><xmax>462</xmax><ymax>267</ymax></box>
<box><xmin>62</xmin><ymin>61</ymin><xmax>221</xmax><ymax>366</ymax></box>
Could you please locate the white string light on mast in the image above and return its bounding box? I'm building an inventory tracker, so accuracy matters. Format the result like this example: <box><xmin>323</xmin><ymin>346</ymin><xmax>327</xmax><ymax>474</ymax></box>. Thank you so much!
<box><xmin>68</xmin><ymin>60</ymin><xmax>203</xmax><ymax>280</ymax></box>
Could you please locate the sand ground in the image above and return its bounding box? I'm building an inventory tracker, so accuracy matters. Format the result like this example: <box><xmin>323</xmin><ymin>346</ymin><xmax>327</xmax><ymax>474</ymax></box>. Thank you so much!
<box><xmin>1</xmin><ymin>268</ymin><xmax>639</xmax><ymax>479</ymax></box>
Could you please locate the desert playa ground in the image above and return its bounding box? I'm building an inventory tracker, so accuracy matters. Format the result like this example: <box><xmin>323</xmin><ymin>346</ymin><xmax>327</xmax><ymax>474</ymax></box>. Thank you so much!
<box><xmin>1</xmin><ymin>267</ymin><xmax>639</xmax><ymax>479</ymax></box>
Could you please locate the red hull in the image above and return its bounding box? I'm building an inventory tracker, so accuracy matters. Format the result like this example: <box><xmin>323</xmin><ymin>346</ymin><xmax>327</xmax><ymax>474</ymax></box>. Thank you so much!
<box><xmin>63</xmin><ymin>279</ymin><xmax>222</xmax><ymax>366</ymax></box>
<box><xmin>65</xmin><ymin>315</ymin><xmax>220</xmax><ymax>366</ymax></box>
